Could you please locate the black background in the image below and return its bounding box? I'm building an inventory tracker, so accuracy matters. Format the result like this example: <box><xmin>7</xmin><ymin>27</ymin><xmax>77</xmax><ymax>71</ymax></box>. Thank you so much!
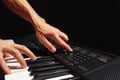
<box><xmin>0</xmin><ymin>0</ymin><xmax>120</xmax><ymax>54</ymax></box>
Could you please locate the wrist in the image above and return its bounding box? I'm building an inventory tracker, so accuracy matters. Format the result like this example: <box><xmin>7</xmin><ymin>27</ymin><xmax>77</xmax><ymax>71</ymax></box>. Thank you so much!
<box><xmin>31</xmin><ymin>16</ymin><xmax>46</xmax><ymax>31</ymax></box>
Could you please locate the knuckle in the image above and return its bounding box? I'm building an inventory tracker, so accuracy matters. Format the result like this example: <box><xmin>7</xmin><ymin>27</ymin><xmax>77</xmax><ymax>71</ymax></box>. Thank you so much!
<box><xmin>47</xmin><ymin>32</ymin><xmax>56</xmax><ymax>36</ymax></box>
<box><xmin>48</xmin><ymin>44</ymin><xmax>53</xmax><ymax>49</ymax></box>
<box><xmin>11</xmin><ymin>49</ymin><xmax>19</xmax><ymax>55</ymax></box>
<box><xmin>40</xmin><ymin>39</ymin><xmax>45</xmax><ymax>44</ymax></box>
<box><xmin>50</xmin><ymin>33</ymin><xmax>57</xmax><ymax>37</ymax></box>
<box><xmin>11</xmin><ymin>51</ymin><xmax>17</xmax><ymax>55</ymax></box>
<box><xmin>0</xmin><ymin>57</ymin><xmax>4</xmax><ymax>63</ymax></box>
<box><xmin>58</xmin><ymin>42</ymin><xmax>64</xmax><ymax>46</ymax></box>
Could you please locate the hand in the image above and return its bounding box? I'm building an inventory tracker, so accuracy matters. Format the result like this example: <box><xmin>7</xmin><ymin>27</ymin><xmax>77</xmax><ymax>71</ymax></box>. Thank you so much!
<box><xmin>0</xmin><ymin>39</ymin><xmax>36</xmax><ymax>74</ymax></box>
<box><xmin>34</xmin><ymin>22</ymin><xmax>73</xmax><ymax>53</ymax></box>
<box><xmin>3</xmin><ymin>0</ymin><xmax>73</xmax><ymax>53</ymax></box>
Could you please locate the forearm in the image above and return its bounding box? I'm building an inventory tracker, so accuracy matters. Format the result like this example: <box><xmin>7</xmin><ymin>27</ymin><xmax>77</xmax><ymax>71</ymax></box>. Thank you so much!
<box><xmin>3</xmin><ymin>0</ymin><xmax>46</xmax><ymax>29</ymax></box>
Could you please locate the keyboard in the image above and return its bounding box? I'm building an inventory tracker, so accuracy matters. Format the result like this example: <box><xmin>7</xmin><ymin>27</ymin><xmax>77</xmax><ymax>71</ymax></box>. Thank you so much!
<box><xmin>5</xmin><ymin>53</ymin><xmax>81</xmax><ymax>80</ymax></box>
<box><xmin>26</xmin><ymin>34</ymin><xmax>118</xmax><ymax>80</ymax></box>
<box><xmin>5</xmin><ymin>34</ymin><xmax>120</xmax><ymax>80</ymax></box>
<box><xmin>5</xmin><ymin>37</ymin><xmax>81</xmax><ymax>80</ymax></box>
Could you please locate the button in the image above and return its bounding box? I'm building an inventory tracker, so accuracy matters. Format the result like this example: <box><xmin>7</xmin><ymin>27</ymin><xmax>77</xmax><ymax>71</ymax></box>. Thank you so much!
<box><xmin>80</xmin><ymin>49</ymin><xmax>88</xmax><ymax>54</ymax></box>
<box><xmin>88</xmin><ymin>52</ymin><xmax>98</xmax><ymax>57</ymax></box>
<box><xmin>97</xmin><ymin>56</ymin><xmax>108</xmax><ymax>62</ymax></box>
<box><xmin>73</xmin><ymin>47</ymin><xmax>81</xmax><ymax>51</ymax></box>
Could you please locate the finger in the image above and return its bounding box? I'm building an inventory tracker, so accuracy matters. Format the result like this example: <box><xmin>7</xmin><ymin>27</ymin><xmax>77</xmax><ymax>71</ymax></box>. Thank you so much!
<box><xmin>4</xmin><ymin>53</ymin><xmax>11</xmax><ymax>58</ymax></box>
<box><xmin>59</xmin><ymin>32</ymin><xmax>69</xmax><ymax>42</ymax></box>
<box><xmin>51</xmin><ymin>35</ymin><xmax>73</xmax><ymax>52</ymax></box>
<box><xmin>3</xmin><ymin>48</ymin><xmax>27</xmax><ymax>68</ymax></box>
<box><xmin>0</xmin><ymin>55</ymin><xmax>11</xmax><ymax>74</ymax></box>
<box><xmin>36</xmin><ymin>33</ymin><xmax>56</xmax><ymax>53</ymax></box>
<box><xmin>13</xmin><ymin>44</ymin><xmax>36</xmax><ymax>60</ymax></box>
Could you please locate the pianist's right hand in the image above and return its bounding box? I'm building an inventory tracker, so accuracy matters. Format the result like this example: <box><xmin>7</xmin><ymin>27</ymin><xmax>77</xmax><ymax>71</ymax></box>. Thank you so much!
<box><xmin>0</xmin><ymin>39</ymin><xmax>36</xmax><ymax>74</ymax></box>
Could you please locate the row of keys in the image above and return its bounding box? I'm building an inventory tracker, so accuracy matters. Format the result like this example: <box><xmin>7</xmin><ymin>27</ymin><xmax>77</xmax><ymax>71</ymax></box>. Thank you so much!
<box><xmin>27</xmin><ymin>56</ymin><xmax>81</xmax><ymax>80</ymax></box>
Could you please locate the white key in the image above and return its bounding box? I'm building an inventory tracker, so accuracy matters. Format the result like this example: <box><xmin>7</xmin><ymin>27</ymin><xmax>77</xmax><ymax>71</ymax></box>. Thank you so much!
<box><xmin>46</xmin><ymin>74</ymin><xmax>74</xmax><ymax>80</ymax></box>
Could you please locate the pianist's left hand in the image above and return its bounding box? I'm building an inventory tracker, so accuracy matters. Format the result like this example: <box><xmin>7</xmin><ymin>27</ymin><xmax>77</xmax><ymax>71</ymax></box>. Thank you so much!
<box><xmin>0</xmin><ymin>39</ymin><xmax>36</xmax><ymax>74</ymax></box>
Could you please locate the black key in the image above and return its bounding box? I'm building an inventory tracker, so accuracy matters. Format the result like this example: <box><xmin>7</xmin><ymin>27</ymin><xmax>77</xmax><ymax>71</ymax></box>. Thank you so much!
<box><xmin>29</xmin><ymin>64</ymin><xmax>65</xmax><ymax>72</ymax></box>
<box><xmin>28</xmin><ymin>62</ymin><xmax>61</xmax><ymax>71</ymax></box>
<box><xmin>31</xmin><ymin>68</ymin><xmax>70</xmax><ymax>76</ymax></box>
<box><xmin>28</xmin><ymin>60</ymin><xmax>57</xmax><ymax>68</ymax></box>
<box><xmin>33</xmin><ymin>71</ymin><xmax>71</xmax><ymax>80</ymax></box>
<box><xmin>27</xmin><ymin>57</ymin><xmax>55</xmax><ymax>66</ymax></box>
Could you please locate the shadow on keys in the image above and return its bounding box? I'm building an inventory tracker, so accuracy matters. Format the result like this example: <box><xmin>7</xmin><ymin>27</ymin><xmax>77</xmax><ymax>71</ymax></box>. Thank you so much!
<box><xmin>0</xmin><ymin>68</ymin><xmax>5</xmax><ymax>80</ymax></box>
